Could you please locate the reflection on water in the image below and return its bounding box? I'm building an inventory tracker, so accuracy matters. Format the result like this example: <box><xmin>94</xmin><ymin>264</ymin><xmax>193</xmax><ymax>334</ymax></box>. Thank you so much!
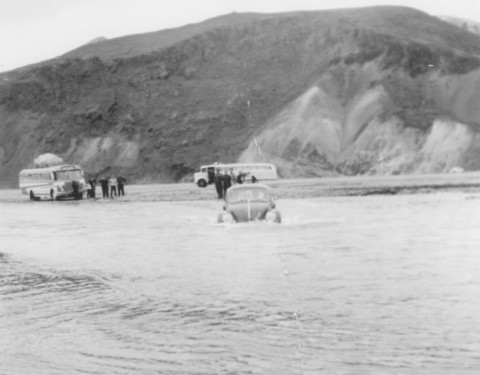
<box><xmin>1</xmin><ymin>185</ymin><xmax>480</xmax><ymax>374</ymax></box>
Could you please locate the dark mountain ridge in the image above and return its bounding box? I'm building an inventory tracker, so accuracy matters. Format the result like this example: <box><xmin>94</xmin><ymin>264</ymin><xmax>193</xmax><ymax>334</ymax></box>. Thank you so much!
<box><xmin>2</xmin><ymin>6</ymin><xmax>480</xmax><ymax>187</ymax></box>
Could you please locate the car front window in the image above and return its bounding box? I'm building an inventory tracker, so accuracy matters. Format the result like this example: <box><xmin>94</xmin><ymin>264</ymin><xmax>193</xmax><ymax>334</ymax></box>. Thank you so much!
<box><xmin>227</xmin><ymin>188</ymin><xmax>270</xmax><ymax>203</ymax></box>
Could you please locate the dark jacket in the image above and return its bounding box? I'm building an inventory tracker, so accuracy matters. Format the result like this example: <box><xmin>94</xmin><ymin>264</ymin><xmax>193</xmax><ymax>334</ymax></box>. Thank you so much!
<box><xmin>99</xmin><ymin>179</ymin><xmax>109</xmax><ymax>189</ymax></box>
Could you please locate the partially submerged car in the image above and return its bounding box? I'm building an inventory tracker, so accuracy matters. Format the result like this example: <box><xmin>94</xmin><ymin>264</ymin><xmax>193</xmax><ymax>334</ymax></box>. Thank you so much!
<box><xmin>218</xmin><ymin>183</ymin><xmax>281</xmax><ymax>223</ymax></box>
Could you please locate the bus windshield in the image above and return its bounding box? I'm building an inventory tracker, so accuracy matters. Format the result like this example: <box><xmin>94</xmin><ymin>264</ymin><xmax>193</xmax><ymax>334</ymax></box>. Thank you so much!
<box><xmin>55</xmin><ymin>170</ymin><xmax>83</xmax><ymax>181</ymax></box>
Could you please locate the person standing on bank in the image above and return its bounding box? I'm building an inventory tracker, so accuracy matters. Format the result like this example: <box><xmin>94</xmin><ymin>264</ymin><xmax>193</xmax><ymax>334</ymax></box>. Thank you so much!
<box><xmin>214</xmin><ymin>169</ymin><xmax>224</xmax><ymax>199</ymax></box>
<box><xmin>117</xmin><ymin>176</ymin><xmax>127</xmax><ymax>196</ymax></box>
<box><xmin>229</xmin><ymin>168</ymin><xmax>236</xmax><ymax>186</ymax></box>
<box><xmin>99</xmin><ymin>176</ymin><xmax>109</xmax><ymax>198</ymax></box>
<box><xmin>88</xmin><ymin>178</ymin><xmax>97</xmax><ymax>198</ymax></box>
<box><xmin>223</xmin><ymin>172</ymin><xmax>232</xmax><ymax>197</ymax></box>
<box><xmin>236</xmin><ymin>171</ymin><xmax>246</xmax><ymax>184</ymax></box>
<box><xmin>109</xmin><ymin>175</ymin><xmax>118</xmax><ymax>198</ymax></box>
<box><xmin>86</xmin><ymin>181</ymin><xmax>93</xmax><ymax>198</ymax></box>
<box><xmin>72</xmin><ymin>180</ymin><xmax>80</xmax><ymax>200</ymax></box>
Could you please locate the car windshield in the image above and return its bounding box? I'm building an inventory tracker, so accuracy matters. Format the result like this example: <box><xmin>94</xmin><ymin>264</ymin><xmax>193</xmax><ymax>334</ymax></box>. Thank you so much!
<box><xmin>227</xmin><ymin>188</ymin><xmax>271</xmax><ymax>203</ymax></box>
<box><xmin>55</xmin><ymin>170</ymin><xmax>83</xmax><ymax>181</ymax></box>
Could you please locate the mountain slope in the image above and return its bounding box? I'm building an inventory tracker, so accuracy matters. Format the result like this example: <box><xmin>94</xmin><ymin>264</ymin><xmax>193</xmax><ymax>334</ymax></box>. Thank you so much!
<box><xmin>440</xmin><ymin>15</ymin><xmax>480</xmax><ymax>36</ymax></box>
<box><xmin>2</xmin><ymin>6</ymin><xmax>480</xmax><ymax>187</ymax></box>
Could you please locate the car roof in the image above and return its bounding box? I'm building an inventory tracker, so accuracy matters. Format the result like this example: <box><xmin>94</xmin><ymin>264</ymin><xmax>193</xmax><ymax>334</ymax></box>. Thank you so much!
<box><xmin>228</xmin><ymin>183</ymin><xmax>271</xmax><ymax>191</ymax></box>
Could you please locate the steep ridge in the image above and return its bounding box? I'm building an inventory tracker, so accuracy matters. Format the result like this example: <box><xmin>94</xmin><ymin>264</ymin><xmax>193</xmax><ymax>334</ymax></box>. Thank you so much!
<box><xmin>1</xmin><ymin>6</ymin><xmax>480</xmax><ymax>187</ymax></box>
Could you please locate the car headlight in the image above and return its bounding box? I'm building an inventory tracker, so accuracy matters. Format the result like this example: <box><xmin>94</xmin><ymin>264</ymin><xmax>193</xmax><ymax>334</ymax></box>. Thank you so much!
<box><xmin>265</xmin><ymin>210</ymin><xmax>277</xmax><ymax>222</ymax></box>
<box><xmin>223</xmin><ymin>212</ymin><xmax>235</xmax><ymax>223</ymax></box>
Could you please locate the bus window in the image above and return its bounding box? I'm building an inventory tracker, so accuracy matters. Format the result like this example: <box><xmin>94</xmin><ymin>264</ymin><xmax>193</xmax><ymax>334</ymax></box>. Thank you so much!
<box><xmin>20</xmin><ymin>173</ymin><xmax>51</xmax><ymax>182</ymax></box>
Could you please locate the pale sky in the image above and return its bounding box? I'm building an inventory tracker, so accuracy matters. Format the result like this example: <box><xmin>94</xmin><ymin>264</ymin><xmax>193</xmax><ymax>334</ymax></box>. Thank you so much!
<box><xmin>1</xmin><ymin>0</ymin><xmax>480</xmax><ymax>73</ymax></box>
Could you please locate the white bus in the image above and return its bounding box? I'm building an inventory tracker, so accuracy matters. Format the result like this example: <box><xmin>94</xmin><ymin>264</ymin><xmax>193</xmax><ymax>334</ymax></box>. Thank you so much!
<box><xmin>19</xmin><ymin>164</ymin><xmax>88</xmax><ymax>200</ymax></box>
<box><xmin>194</xmin><ymin>162</ymin><xmax>278</xmax><ymax>188</ymax></box>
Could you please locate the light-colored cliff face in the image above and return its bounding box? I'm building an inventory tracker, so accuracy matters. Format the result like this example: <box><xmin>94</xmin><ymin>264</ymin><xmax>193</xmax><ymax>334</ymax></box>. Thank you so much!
<box><xmin>63</xmin><ymin>135</ymin><xmax>140</xmax><ymax>170</ymax></box>
<box><xmin>240</xmin><ymin>61</ymin><xmax>480</xmax><ymax>177</ymax></box>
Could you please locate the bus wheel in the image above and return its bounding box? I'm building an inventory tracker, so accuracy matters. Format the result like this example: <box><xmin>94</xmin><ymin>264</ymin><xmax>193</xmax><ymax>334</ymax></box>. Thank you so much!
<box><xmin>197</xmin><ymin>179</ymin><xmax>207</xmax><ymax>188</ymax></box>
<box><xmin>29</xmin><ymin>191</ymin><xmax>35</xmax><ymax>201</ymax></box>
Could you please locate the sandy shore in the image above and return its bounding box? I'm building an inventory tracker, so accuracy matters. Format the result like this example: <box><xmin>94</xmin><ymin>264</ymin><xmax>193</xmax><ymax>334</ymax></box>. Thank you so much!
<box><xmin>116</xmin><ymin>172</ymin><xmax>480</xmax><ymax>201</ymax></box>
<box><xmin>268</xmin><ymin>172</ymin><xmax>480</xmax><ymax>199</ymax></box>
<box><xmin>4</xmin><ymin>172</ymin><xmax>480</xmax><ymax>203</ymax></box>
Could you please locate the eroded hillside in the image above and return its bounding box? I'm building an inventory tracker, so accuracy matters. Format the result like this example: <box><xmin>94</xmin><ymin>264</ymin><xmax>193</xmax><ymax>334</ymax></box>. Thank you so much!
<box><xmin>240</xmin><ymin>60</ymin><xmax>480</xmax><ymax>176</ymax></box>
<box><xmin>1</xmin><ymin>6</ymin><xmax>480</xmax><ymax>187</ymax></box>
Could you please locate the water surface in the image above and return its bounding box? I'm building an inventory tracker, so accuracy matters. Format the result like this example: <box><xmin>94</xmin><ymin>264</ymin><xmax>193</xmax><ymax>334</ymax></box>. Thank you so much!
<box><xmin>1</xmin><ymin>183</ymin><xmax>480</xmax><ymax>374</ymax></box>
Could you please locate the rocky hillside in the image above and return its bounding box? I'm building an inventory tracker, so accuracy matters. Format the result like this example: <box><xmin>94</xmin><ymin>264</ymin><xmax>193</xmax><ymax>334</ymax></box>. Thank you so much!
<box><xmin>2</xmin><ymin>6</ymin><xmax>480</xmax><ymax>187</ymax></box>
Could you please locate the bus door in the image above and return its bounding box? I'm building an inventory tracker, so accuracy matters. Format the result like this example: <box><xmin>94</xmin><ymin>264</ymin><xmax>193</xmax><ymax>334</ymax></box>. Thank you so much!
<box><xmin>207</xmin><ymin>167</ymin><xmax>215</xmax><ymax>184</ymax></box>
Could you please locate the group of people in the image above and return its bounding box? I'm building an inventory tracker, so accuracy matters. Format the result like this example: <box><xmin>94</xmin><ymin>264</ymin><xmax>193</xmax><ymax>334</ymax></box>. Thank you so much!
<box><xmin>214</xmin><ymin>168</ymin><xmax>257</xmax><ymax>199</ymax></box>
<box><xmin>86</xmin><ymin>175</ymin><xmax>127</xmax><ymax>198</ymax></box>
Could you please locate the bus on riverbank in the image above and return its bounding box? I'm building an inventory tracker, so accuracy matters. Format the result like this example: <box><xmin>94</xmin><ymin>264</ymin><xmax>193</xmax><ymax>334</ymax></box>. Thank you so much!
<box><xmin>19</xmin><ymin>164</ymin><xmax>88</xmax><ymax>200</ymax></box>
<box><xmin>194</xmin><ymin>162</ymin><xmax>278</xmax><ymax>187</ymax></box>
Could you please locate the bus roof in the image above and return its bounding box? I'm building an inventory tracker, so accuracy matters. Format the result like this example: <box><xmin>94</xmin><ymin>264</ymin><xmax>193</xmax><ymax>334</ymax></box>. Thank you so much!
<box><xmin>19</xmin><ymin>164</ymin><xmax>83</xmax><ymax>175</ymax></box>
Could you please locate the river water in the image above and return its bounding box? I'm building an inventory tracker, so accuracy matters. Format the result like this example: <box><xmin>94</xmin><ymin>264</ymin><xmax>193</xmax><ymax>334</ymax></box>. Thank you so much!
<box><xmin>1</xmin><ymin>182</ymin><xmax>480</xmax><ymax>374</ymax></box>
